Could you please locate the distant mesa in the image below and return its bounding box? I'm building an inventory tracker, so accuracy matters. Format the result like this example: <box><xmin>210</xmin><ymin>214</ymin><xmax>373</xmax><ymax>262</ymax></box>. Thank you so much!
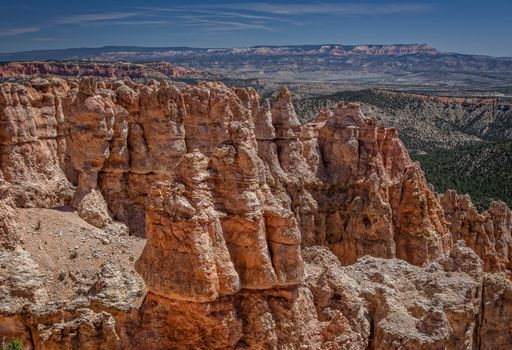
<box><xmin>0</xmin><ymin>43</ymin><xmax>440</xmax><ymax>62</ymax></box>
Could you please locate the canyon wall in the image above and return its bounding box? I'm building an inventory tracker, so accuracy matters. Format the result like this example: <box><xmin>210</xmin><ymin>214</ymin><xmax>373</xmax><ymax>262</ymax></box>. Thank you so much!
<box><xmin>0</xmin><ymin>77</ymin><xmax>511</xmax><ymax>349</ymax></box>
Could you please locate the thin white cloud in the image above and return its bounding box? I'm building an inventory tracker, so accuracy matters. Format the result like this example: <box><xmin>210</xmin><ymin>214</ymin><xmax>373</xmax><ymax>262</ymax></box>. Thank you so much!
<box><xmin>128</xmin><ymin>3</ymin><xmax>432</xmax><ymax>32</ymax></box>
<box><xmin>179</xmin><ymin>16</ymin><xmax>273</xmax><ymax>31</ymax></box>
<box><xmin>136</xmin><ymin>7</ymin><xmax>290</xmax><ymax>22</ymax></box>
<box><xmin>0</xmin><ymin>26</ymin><xmax>40</xmax><ymax>37</ymax></box>
<box><xmin>197</xmin><ymin>10</ymin><xmax>291</xmax><ymax>22</ymax></box>
<box><xmin>53</xmin><ymin>12</ymin><xmax>140</xmax><ymax>25</ymax></box>
<box><xmin>89</xmin><ymin>20</ymin><xmax>171</xmax><ymax>26</ymax></box>
<box><xmin>202</xmin><ymin>3</ymin><xmax>433</xmax><ymax>16</ymax></box>
<box><xmin>127</xmin><ymin>6</ymin><xmax>287</xmax><ymax>31</ymax></box>
<box><xmin>0</xmin><ymin>2</ymin><xmax>433</xmax><ymax>40</ymax></box>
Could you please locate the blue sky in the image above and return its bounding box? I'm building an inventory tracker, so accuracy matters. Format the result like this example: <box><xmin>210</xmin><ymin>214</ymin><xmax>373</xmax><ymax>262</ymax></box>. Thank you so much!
<box><xmin>0</xmin><ymin>0</ymin><xmax>510</xmax><ymax>56</ymax></box>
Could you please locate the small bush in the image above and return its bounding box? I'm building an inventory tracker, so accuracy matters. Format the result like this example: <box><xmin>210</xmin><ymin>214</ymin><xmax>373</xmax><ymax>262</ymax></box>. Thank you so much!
<box><xmin>58</xmin><ymin>272</ymin><xmax>66</xmax><ymax>281</ymax></box>
<box><xmin>69</xmin><ymin>250</ymin><xmax>78</xmax><ymax>259</ymax></box>
<box><xmin>2</xmin><ymin>338</ymin><xmax>23</xmax><ymax>350</ymax></box>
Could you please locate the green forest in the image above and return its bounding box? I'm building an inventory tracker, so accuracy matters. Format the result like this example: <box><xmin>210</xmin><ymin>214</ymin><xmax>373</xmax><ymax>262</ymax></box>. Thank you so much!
<box><xmin>414</xmin><ymin>141</ymin><xmax>512</xmax><ymax>211</ymax></box>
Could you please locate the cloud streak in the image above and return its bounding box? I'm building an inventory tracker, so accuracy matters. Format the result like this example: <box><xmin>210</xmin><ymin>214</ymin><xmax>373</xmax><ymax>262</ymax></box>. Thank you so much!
<box><xmin>89</xmin><ymin>20</ymin><xmax>171</xmax><ymax>26</ymax></box>
<box><xmin>51</xmin><ymin>7</ymin><xmax>279</xmax><ymax>32</ymax></box>
<box><xmin>131</xmin><ymin>6</ymin><xmax>281</xmax><ymax>31</ymax></box>
<box><xmin>179</xmin><ymin>16</ymin><xmax>273</xmax><ymax>31</ymax></box>
<box><xmin>206</xmin><ymin>2</ymin><xmax>434</xmax><ymax>16</ymax></box>
<box><xmin>0</xmin><ymin>26</ymin><xmax>40</xmax><ymax>37</ymax></box>
<box><xmin>53</xmin><ymin>12</ymin><xmax>140</xmax><ymax>25</ymax></box>
<box><xmin>130</xmin><ymin>3</ymin><xmax>433</xmax><ymax>32</ymax></box>
<box><xmin>0</xmin><ymin>2</ymin><xmax>435</xmax><ymax>38</ymax></box>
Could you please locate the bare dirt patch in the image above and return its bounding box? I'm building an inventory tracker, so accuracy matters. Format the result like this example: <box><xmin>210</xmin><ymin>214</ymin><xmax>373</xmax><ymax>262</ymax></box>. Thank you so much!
<box><xmin>16</xmin><ymin>207</ymin><xmax>145</xmax><ymax>302</ymax></box>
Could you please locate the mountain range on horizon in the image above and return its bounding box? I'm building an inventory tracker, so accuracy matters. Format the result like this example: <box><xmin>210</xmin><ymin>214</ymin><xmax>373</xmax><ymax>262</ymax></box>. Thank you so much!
<box><xmin>1</xmin><ymin>43</ymin><xmax>506</xmax><ymax>61</ymax></box>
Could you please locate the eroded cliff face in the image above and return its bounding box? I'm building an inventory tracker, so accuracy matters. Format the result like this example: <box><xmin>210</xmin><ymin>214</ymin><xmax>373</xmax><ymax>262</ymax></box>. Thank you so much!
<box><xmin>0</xmin><ymin>77</ymin><xmax>511</xmax><ymax>349</ymax></box>
<box><xmin>441</xmin><ymin>190</ymin><xmax>512</xmax><ymax>272</ymax></box>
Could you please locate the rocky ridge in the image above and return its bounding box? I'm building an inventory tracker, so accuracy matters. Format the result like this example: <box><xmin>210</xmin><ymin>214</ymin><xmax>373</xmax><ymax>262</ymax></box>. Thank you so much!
<box><xmin>0</xmin><ymin>61</ymin><xmax>200</xmax><ymax>80</ymax></box>
<box><xmin>0</xmin><ymin>77</ymin><xmax>511</xmax><ymax>349</ymax></box>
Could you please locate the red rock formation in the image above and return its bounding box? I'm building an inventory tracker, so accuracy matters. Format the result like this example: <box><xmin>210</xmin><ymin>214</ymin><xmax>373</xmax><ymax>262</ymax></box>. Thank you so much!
<box><xmin>260</xmin><ymin>89</ymin><xmax>451</xmax><ymax>266</ymax></box>
<box><xmin>0</xmin><ymin>78</ymin><xmax>74</xmax><ymax>208</ymax></box>
<box><xmin>0</xmin><ymin>78</ymin><xmax>452</xmax><ymax>266</ymax></box>
<box><xmin>129</xmin><ymin>242</ymin><xmax>485</xmax><ymax>349</ymax></box>
<box><xmin>0</xmin><ymin>77</ymin><xmax>511</xmax><ymax>349</ymax></box>
<box><xmin>441</xmin><ymin>190</ymin><xmax>512</xmax><ymax>273</ymax></box>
